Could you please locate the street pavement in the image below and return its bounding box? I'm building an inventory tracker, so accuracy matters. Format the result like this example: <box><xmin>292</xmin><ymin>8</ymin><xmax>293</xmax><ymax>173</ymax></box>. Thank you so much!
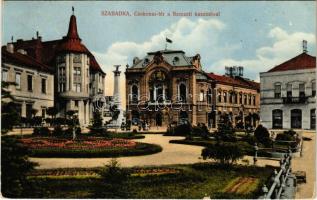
<box><xmin>293</xmin><ymin>131</ymin><xmax>316</xmax><ymax>199</ymax></box>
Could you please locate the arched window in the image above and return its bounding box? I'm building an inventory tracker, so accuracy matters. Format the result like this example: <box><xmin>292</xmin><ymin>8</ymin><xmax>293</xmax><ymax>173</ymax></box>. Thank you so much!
<box><xmin>234</xmin><ymin>92</ymin><xmax>238</xmax><ymax>104</ymax></box>
<box><xmin>199</xmin><ymin>90</ymin><xmax>204</xmax><ymax>101</ymax></box>
<box><xmin>291</xmin><ymin>109</ymin><xmax>302</xmax><ymax>129</ymax></box>
<box><xmin>218</xmin><ymin>91</ymin><xmax>222</xmax><ymax>103</ymax></box>
<box><xmin>249</xmin><ymin>94</ymin><xmax>252</xmax><ymax>105</ymax></box>
<box><xmin>131</xmin><ymin>85</ymin><xmax>138</xmax><ymax>103</ymax></box>
<box><xmin>239</xmin><ymin>93</ymin><xmax>242</xmax><ymax>104</ymax></box>
<box><xmin>179</xmin><ymin>83</ymin><xmax>187</xmax><ymax>102</ymax></box>
<box><xmin>244</xmin><ymin>94</ymin><xmax>247</xmax><ymax>105</ymax></box>
<box><xmin>223</xmin><ymin>91</ymin><xmax>227</xmax><ymax>103</ymax></box>
<box><xmin>229</xmin><ymin>92</ymin><xmax>232</xmax><ymax>103</ymax></box>
<box><xmin>272</xmin><ymin>109</ymin><xmax>283</xmax><ymax>129</ymax></box>
<box><xmin>311</xmin><ymin>109</ymin><xmax>316</xmax><ymax>129</ymax></box>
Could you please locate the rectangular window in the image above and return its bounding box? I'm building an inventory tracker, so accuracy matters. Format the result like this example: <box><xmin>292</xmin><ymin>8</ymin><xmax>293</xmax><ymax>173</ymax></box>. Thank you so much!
<box><xmin>27</xmin><ymin>75</ymin><xmax>33</xmax><ymax>91</ymax></box>
<box><xmin>312</xmin><ymin>82</ymin><xmax>316</xmax><ymax>97</ymax></box>
<box><xmin>249</xmin><ymin>95</ymin><xmax>252</xmax><ymax>105</ymax></box>
<box><xmin>287</xmin><ymin>84</ymin><xmax>292</xmax><ymax>97</ymax></box>
<box><xmin>274</xmin><ymin>84</ymin><xmax>281</xmax><ymax>98</ymax></box>
<box><xmin>15</xmin><ymin>73</ymin><xmax>21</xmax><ymax>89</ymax></box>
<box><xmin>73</xmin><ymin>83</ymin><xmax>81</xmax><ymax>92</ymax></box>
<box><xmin>75</xmin><ymin>100</ymin><xmax>79</xmax><ymax>107</ymax></box>
<box><xmin>299</xmin><ymin>83</ymin><xmax>305</xmax><ymax>97</ymax></box>
<box><xmin>2</xmin><ymin>69</ymin><xmax>8</xmax><ymax>82</ymax></box>
<box><xmin>253</xmin><ymin>96</ymin><xmax>256</xmax><ymax>105</ymax></box>
<box><xmin>73</xmin><ymin>67</ymin><xmax>81</xmax><ymax>83</ymax></box>
<box><xmin>239</xmin><ymin>93</ymin><xmax>242</xmax><ymax>104</ymax></box>
<box><xmin>42</xmin><ymin>108</ymin><xmax>46</xmax><ymax>118</ymax></box>
<box><xmin>41</xmin><ymin>78</ymin><xmax>46</xmax><ymax>94</ymax></box>
<box><xmin>59</xmin><ymin>67</ymin><xmax>66</xmax><ymax>92</ymax></box>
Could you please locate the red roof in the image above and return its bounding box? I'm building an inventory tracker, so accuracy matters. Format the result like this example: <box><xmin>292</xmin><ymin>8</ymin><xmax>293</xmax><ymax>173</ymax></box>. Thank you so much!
<box><xmin>57</xmin><ymin>15</ymin><xmax>90</xmax><ymax>54</ymax></box>
<box><xmin>2</xmin><ymin>14</ymin><xmax>105</xmax><ymax>74</ymax></box>
<box><xmin>207</xmin><ymin>73</ymin><xmax>260</xmax><ymax>90</ymax></box>
<box><xmin>268</xmin><ymin>52</ymin><xmax>316</xmax><ymax>72</ymax></box>
<box><xmin>2</xmin><ymin>49</ymin><xmax>52</xmax><ymax>73</ymax></box>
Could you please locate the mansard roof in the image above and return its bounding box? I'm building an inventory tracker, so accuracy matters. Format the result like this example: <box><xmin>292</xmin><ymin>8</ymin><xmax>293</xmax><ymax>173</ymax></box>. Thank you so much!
<box><xmin>268</xmin><ymin>52</ymin><xmax>316</xmax><ymax>72</ymax></box>
<box><xmin>131</xmin><ymin>49</ymin><xmax>197</xmax><ymax>68</ymax></box>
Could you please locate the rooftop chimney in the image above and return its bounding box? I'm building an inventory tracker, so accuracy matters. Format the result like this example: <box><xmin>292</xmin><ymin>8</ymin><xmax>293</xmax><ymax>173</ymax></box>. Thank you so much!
<box><xmin>303</xmin><ymin>40</ymin><xmax>307</xmax><ymax>53</ymax></box>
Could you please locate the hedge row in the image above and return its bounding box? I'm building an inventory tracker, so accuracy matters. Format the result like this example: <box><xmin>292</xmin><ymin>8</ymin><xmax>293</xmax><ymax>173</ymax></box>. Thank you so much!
<box><xmin>28</xmin><ymin>143</ymin><xmax>162</xmax><ymax>158</ymax></box>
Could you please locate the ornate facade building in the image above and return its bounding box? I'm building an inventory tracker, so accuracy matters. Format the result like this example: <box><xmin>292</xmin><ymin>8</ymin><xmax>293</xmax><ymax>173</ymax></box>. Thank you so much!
<box><xmin>1</xmin><ymin>12</ymin><xmax>105</xmax><ymax>126</ymax></box>
<box><xmin>260</xmin><ymin>51</ymin><xmax>316</xmax><ymax>130</ymax></box>
<box><xmin>207</xmin><ymin>72</ymin><xmax>260</xmax><ymax>128</ymax></box>
<box><xmin>125</xmin><ymin>50</ymin><xmax>213</xmax><ymax>128</ymax></box>
<box><xmin>125</xmin><ymin>50</ymin><xmax>261</xmax><ymax>129</ymax></box>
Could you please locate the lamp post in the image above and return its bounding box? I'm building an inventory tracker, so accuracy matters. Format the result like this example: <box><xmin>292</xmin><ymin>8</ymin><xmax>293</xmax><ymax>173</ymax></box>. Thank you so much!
<box><xmin>254</xmin><ymin>142</ymin><xmax>258</xmax><ymax>165</ymax></box>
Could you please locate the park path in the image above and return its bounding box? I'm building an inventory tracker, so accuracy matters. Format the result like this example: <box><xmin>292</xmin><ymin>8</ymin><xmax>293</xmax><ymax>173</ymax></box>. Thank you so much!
<box><xmin>31</xmin><ymin>134</ymin><xmax>281</xmax><ymax>169</ymax></box>
<box><xmin>30</xmin><ymin>135</ymin><xmax>206</xmax><ymax>169</ymax></box>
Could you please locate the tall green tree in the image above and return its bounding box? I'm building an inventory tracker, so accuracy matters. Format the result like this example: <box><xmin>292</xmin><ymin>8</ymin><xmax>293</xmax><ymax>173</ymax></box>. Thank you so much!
<box><xmin>1</xmin><ymin>136</ymin><xmax>38</xmax><ymax>197</ymax></box>
<box><xmin>1</xmin><ymin>81</ymin><xmax>20</xmax><ymax>134</ymax></box>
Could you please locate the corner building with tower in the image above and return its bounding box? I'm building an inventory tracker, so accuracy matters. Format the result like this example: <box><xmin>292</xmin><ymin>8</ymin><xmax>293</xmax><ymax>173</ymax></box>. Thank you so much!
<box><xmin>1</xmin><ymin>11</ymin><xmax>106</xmax><ymax>126</ymax></box>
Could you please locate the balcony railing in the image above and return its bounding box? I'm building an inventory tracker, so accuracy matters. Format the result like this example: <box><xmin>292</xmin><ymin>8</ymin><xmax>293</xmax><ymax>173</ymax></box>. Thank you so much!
<box><xmin>282</xmin><ymin>96</ymin><xmax>308</xmax><ymax>104</ymax></box>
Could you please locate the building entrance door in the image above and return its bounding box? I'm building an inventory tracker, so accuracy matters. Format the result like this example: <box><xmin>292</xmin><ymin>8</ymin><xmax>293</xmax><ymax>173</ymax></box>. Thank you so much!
<box><xmin>291</xmin><ymin>109</ymin><xmax>302</xmax><ymax>129</ymax></box>
<box><xmin>272</xmin><ymin>109</ymin><xmax>283</xmax><ymax>129</ymax></box>
<box><xmin>155</xmin><ymin>113</ymin><xmax>162</xmax><ymax>126</ymax></box>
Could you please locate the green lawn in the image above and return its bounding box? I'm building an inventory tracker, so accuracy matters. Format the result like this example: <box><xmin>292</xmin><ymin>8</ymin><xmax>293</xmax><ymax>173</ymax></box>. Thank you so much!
<box><xmin>26</xmin><ymin>163</ymin><xmax>274</xmax><ymax>199</ymax></box>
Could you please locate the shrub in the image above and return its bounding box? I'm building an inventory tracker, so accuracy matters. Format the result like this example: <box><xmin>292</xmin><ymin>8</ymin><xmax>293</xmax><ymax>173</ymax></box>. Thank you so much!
<box><xmin>39</xmin><ymin>127</ymin><xmax>50</xmax><ymax>135</ymax></box>
<box><xmin>65</xmin><ymin>127</ymin><xmax>81</xmax><ymax>136</ymax></box>
<box><xmin>201</xmin><ymin>142</ymin><xmax>244</xmax><ymax>166</ymax></box>
<box><xmin>283</xmin><ymin>129</ymin><xmax>296</xmax><ymax>137</ymax></box>
<box><xmin>243</xmin><ymin>135</ymin><xmax>257</xmax><ymax>145</ymax></box>
<box><xmin>94</xmin><ymin>159</ymin><xmax>130</xmax><ymax>198</ymax></box>
<box><xmin>254</xmin><ymin>125</ymin><xmax>271</xmax><ymax>147</ymax></box>
<box><xmin>275</xmin><ymin>133</ymin><xmax>295</xmax><ymax>141</ymax></box>
<box><xmin>33</xmin><ymin>127</ymin><xmax>40</xmax><ymax>135</ymax></box>
<box><xmin>52</xmin><ymin>125</ymin><xmax>64</xmax><ymax>136</ymax></box>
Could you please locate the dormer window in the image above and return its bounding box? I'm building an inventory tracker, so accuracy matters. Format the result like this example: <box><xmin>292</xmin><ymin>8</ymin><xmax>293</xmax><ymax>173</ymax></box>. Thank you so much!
<box><xmin>173</xmin><ymin>56</ymin><xmax>179</xmax><ymax>65</ymax></box>
<box><xmin>142</xmin><ymin>58</ymin><xmax>149</xmax><ymax>67</ymax></box>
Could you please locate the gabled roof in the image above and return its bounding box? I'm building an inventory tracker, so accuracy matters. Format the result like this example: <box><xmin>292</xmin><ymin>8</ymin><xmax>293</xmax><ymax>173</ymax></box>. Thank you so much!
<box><xmin>207</xmin><ymin>73</ymin><xmax>260</xmax><ymax>90</ymax></box>
<box><xmin>2</xmin><ymin>49</ymin><xmax>53</xmax><ymax>73</ymax></box>
<box><xmin>268</xmin><ymin>52</ymin><xmax>316</xmax><ymax>72</ymax></box>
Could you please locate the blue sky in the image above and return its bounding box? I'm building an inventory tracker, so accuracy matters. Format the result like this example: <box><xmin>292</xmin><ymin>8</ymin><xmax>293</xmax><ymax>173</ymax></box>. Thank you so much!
<box><xmin>3</xmin><ymin>1</ymin><xmax>316</xmax><ymax>97</ymax></box>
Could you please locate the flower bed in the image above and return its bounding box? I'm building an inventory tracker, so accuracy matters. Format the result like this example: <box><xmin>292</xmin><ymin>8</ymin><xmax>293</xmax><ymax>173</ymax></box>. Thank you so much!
<box><xmin>19</xmin><ymin>137</ymin><xmax>162</xmax><ymax>158</ymax></box>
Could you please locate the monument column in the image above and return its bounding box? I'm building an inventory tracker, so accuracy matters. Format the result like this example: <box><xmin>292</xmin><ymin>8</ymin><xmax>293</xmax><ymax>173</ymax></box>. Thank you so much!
<box><xmin>112</xmin><ymin>65</ymin><xmax>124</xmax><ymax>127</ymax></box>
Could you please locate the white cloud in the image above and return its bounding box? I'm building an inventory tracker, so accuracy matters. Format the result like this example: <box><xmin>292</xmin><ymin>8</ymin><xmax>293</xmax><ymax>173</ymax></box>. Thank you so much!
<box><xmin>211</xmin><ymin>27</ymin><xmax>316</xmax><ymax>82</ymax></box>
<box><xmin>93</xmin><ymin>17</ymin><xmax>229</xmax><ymax>106</ymax></box>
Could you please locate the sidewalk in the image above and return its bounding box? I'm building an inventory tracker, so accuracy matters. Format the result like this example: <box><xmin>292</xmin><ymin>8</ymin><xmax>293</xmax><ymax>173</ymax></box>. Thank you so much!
<box><xmin>293</xmin><ymin>131</ymin><xmax>316</xmax><ymax>199</ymax></box>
